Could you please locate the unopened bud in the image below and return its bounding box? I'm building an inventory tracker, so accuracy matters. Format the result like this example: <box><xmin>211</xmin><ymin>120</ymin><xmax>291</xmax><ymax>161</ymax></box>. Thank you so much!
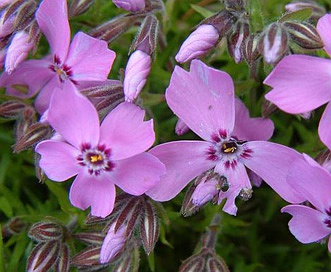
<box><xmin>12</xmin><ymin>0</ymin><xmax>36</xmax><ymax>31</ymax></box>
<box><xmin>14</xmin><ymin>107</ymin><xmax>36</xmax><ymax>141</ymax></box>
<box><xmin>227</xmin><ymin>17</ymin><xmax>249</xmax><ymax>63</ymax></box>
<box><xmin>192</xmin><ymin>178</ymin><xmax>219</xmax><ymax>207</ymax></box>
<box><xmin>2</xmin><ymin>217</ymin><xmax>26</xmax><ymax>237</ymax></box>
<box><xmin>284</xmin><ymin>21</ymin><xmax>323</xmax><ymax>49</ymax></box>
<box><xmin>242</xmin><ymin>34</ymin><xmax>260</xmax><ymax>66</ymax></box>
<box><xmin>179</xmin><ymin>254</ymin><xmax>205</xmax><ymax>272</ymax></box>
<box><xmin>54</xmin><ymin>244</ymin><xmax>70</xmax><ymax>272</ymax></box>
<box><xmin>14</xmin><ymin>122</ymin><xmax>51</xmax><ymax>152</ymax></box>
<box><xmin>112</xmin><ymin>244</ymin><xmax>139</xmax><ymax>272</ymax></box>
<box><xmin>206</xmin><ymin>256</ymin><xmax>230</xmax><ymax>272</ymax></box>
<box><xmin>139</xmin><ymin>200</ymin><xmax>159</xmax><ymax>255</ymax></box>
<box><xmin>175</xmin><ymin>24</ymin><xmax>219</xmax><ymax>63</ymax></box>
<box><xmin>27</xmin><ymin>240</ymin><xmax>61</xmax><ymax>272</ymax></box>
<box><xmin>262</xmin><ymin>99</ymin><xmax>277</xmax><ymax>118</ymax></box>
<box><xmin>130</xmin><ymin>14</ymin><xmax>158</xmax><ymax>55</ymax></box>
<box><xmin>175</xmin><ymin>118</ymin><xmax>190</xmax><ymax>135</ymax></box>
<box><xmin>259</xmin><ymin>23</ymin><xmax>289</xmax><ymax>64</ymax></box>
<box><xmin>100</xmin><ymin>222</ymin><xmax>127</xmax><ymax>263</ymax></box>
<box><xmin>0</xmin><ymin>14</ymin><xmax>15</xmax><ymax>38</ymax></box>
<box><xmin>71</xmin><ymin>246</ymin><xmax>104</xmax><ymax>268</ymax></box>
<box><xmin>202</xmin><ymin>10</ymin><xmax>237</xmax><ymax>37</ymax></box>
<box><xmin>285</xmin><ymin>1</ymin><xmax>326</xmax><ymax>21</ymax></box>
<box><xmin>73</xmin><ymin>232</ymin><xmax>105</xmax><ymax>245</ymax></box>
<box><xmin>68</xmin><ymin>0</ymin><xmax>94</xmax><ymax>18</ymax></box>
<box><xmin>28</xmin><ymin>221</ymin><xmax>64</xmax><ymax>242</ymax></box>
<box><xmin>181</xmin><ymin>183</ymin><xmax>202</xmax><ymax>217</ymax></box>
<box><xmin>80</xmin><ymin>80</ymin><xmax>123</xmax><ymax>98</ymax></box>
<box><xmin>0</xmin><ymin>100</ymin><xmax>27</xmax><ymax>118</ymax></box>
<box><xmin>5</xmin><ymin>31</ymin><xmax>34</xmax><ymax>73</ymax></box>
<box><xmin>113</xmin><ymin>0</ymin><xmax>145</xmax><ymax>12</ymax></box>
<box><xmin>123</xmin><ymin>50</ymin><xmax>151</xmax><ymax>102</ymax></box>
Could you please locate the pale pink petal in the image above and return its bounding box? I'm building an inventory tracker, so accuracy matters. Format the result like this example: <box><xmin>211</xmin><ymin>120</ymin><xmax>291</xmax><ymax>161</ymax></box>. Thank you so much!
<box><xmin>282</xmin><ymin>205</ymin><xmax>331</xmax><ymax>243</ymax></box>
<box><xmin>0</xmin><ymin>59</ymin><xmax>52</xmax><ymax>98</ymax></box>
<box><xmin>232</xmin><ymin>98</ymin><xmax>274</xmax><ymax>141</ymax></box>
<box><xmin>192</xmin><ymin>178</ymin><xmax>218</xmax><ymax>207</ymax></box>
<box><xmin>166</xmin><ymin>60</ymin><xmax>235</xmax><ymax>141</ymax></box>
<box><xmin>319</xmin><ymin>102</ymin><xmax>331</xmax><ymax>150</ymax></box>
<box><xmin>218</xmin><ymin>186</ymin><xmax>242</xmax><ymax>216</ymax></box>
<box><xmin>317</xmin><ymin>14</ymin><xmax>331</xmax><ymax>57</ymax></box>
<box><xmin>287</xmin><ymin>154</ymin><xmax>331</xmax><ymax>212</ymax></box>
<box><xmin>35</xmin><ymin>140</ymin><xmax>80</xmax><ymax>181</ymax></box>
<box><xmin>100</xmin><ymin>102</ymin><xmax>154</xmax><ymax>160</ymax></box>
<box><xmin>264</xmin><ymin>55</ymin><xmax>331</xmax><ymax>113</ymax></box>
<box><xmin>66</xmin><ymin>32</ymin><xmax>115</xmax><ymax>81</ymax></box>
<box><xmin>36</xmin><ymin>0</ymin><xmax>70</xmax><ymax>61</ymax></box>
<box><xmin>146</xmin><ymin>141</ymin><xmax>215</xmax><ymax>201</ymax></box>
<box><xmin>47</xmin><ymin>85</ymin><xmax>100</xmax><ymax>148</ymax></box>
<box><xmin>242</xmin><ymin>141</ymin><xmax>305</xmax><ymax>203</ymax></box>
<box><xmin>69</xmin><ymin>172</ymin><xmax>116</xmax><ymax>218</ymax></box>
<box><xmin>112</xmin><ymin>152</ymin><xmax>166</xmax><ymax>195</ymax></box>
<box><xmin>34</xmin><ymin>76</ymin><xmax>63</xmax><ymax>114</ymax></box>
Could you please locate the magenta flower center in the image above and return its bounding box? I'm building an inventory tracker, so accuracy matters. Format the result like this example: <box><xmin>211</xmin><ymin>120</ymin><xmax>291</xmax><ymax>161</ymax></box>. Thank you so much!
<box><xmin>49</xmin><ymin>55</ymin><xmax>77</xmax><ymax>84</ymax></box>
<box><xmin>323</xmin><ymin>208</ymin><xmax>331</xmax><ymax>228</ymax></box>
<box><xmin>77</xmin><ymin>143</ymin><xmax>115</xmax><ymax>176</ymax></box>
<box><xmin>206</xmin><ymin>129</ymin><xmax>252</xmax><ymax>169</ymax></box>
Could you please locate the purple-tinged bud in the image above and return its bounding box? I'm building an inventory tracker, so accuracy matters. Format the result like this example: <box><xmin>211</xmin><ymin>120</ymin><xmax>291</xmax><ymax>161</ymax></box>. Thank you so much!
<box><xmin>227</xmin><ymin>17</ymin><xmax>249</xmax><ymax>63</ymax></box>
<box><xmin>130</xmin><ymin>14</ymin><xmax>158</xmax><ymax>55</ymax></box>
<box><xmin>181</xmin><ymin>183</ymin><xmax>202</xmax><ymax>217</ymax></box>
<box><xmin>113</xmin><ymin>0</ymin><xmax>145</xmax><ymax>12</ymax></box>
<box><xmin>28</xmin><ymin>221</ymin><xmax>64</xmax><ymax>242</ymax></box>
<box><xmin>284</xmin><ymin>21</ymin><xmax>323</xmax><ymax>49</ymax></box>
<box><xmin>0</xmin><ymin>48</ymin><xmax>6</xmax><ymax>68</ymax></box>
<box><xmin>71</xmin><ymin>246</ymin><xmax>105</xmax><ymax>269</ymax></box>
<box><xmin>175</xmin><ymin>118</ymin><xmax>190</xmax><ymax>135</ymax></box>
<box><xmin>179</xmin><ymin>254</ymin><xmax>205</xmax><ymax>272</ymax></box>
<box><xmin>12</xmin><ymin>0</ymin><xmax>37</xmax><ymax>31</ymax></box>
<box><xmin>139</xmin><ymin>200</ymin><xmax>159</xmax><ymax>255</ymax></box>
<box><xmin>68</xmin><ymin>0</ymin><xmax>94</xmax><ymax>18</ymax></box>
<box><xmin>316</xmin><ymin>149</ymin><xmax>331</xmax><ymax>173</ymax></box>
<box><xmin>262</xmin><ymin>100</ymin><xmax>277</xmax><ymax>118</ymax></box>
<box><xmin>2</xmin><ymin>217</ymin><xmax>26</xmax><ymax>237</ymax></box>
<box><xmin>112</xmin><ymin>244</ymin><xmax>139</xmax><ymax>272</ymax></box>
<box><xmin>299</xmin><ymin>111</ymin><xmax>312</xmax><ymax>119</ymax></box>
<box><xmin>285</xmin><ymin>1</ymin><xmax>325</xmax><ymax>21</ymax></box>
<box><xmin>100</xmin><ymin>222</ymin><xmax>127</xmax><ymax>263</ymax></box>
<box><xmin>206</xmin><ymin>256</ymin><xmax>230</xmax><ymax>272</ymax></box>
<box><xmin>0</xmin><ymin>100</ymin><xmax>27</xmax><ymax>118</ymax></box>
<box><xmin>89</xmin><ymin>14</ymin><xmax>144</xmax><ymax>43</ymax></box>
<box><xmin>123</xmin><ymin>50</ymin><xmax>151</xmax><ymax>102</ymax></box>
<box><xmin>242</xmin><ymin>33</ymin><xmax>260</xmax><ymax>66</ymax></box>
<box><xmin>259</xmin><ymin>23</ymin><xmax>289</xmax><ymax>64</ymax></box>
<box><xmin>202</xmin><ymin>10</ymin><xmax>237</xmax><ymax>37</ymax></box>
<box><xmin>175</xmin><ymin>24</ymin><xmax>219</xmax><ymax>63</ymax></box>
<box><xmin>27</xmin><ymin>240</ymin><xmax>61</xmax><ymax>272</ymax></box>
<box><xmin>14</xmin><ymin>122</ymin><xmax>51</xmax><ymax>152</ymax></box>
<box><xmin>14</xmin><ymin>107</ymin><xmax>36</xmax><ymax>141</ymax></box>
<box><xmin>5</xmin><ymin>31</ymin><xmax>34</xmax><ymax>73</ymax></box>
<box><xmin>192</xmin><ymin>179</ymin><xmax>219</xmax><ymax>207</ymax></box>
<box><xmin>73</xmin><ymin>232</ymin><xmax>105</xmax><ymax>246</ymax></box>
<box><xmin>54</xmin><ymin>244</ymin><xmax>70</xmax><ymax>272</ymax></box>
<box><xmin>80</xmin><ymin>80</ymin><xmax>123</xmax><ymax>98</ymax></box>
<box><xmin>0</xmin><ymin>14</ymin><xmax>15</xmax><ymax>38</ymax></box>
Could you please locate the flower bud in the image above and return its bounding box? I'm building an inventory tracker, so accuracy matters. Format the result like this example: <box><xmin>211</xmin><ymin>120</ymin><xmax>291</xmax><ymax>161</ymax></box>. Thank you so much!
<box><xmin>5</xmin><ymin>31</ymin><xmax>34</xmax><ymax>73</ymax></box>
<box><xmin>28</xmin><ymin>221</ymin><xmax>64</xmax><ymax>242</ymax></box>
<box><xmin>73</xmin><ymin>232</ymin><xmax>105</xmax><ymax>246</ymax></box>
<box><xmin>54</xmin><ymin>244</ymin><xmax>70</xmax><ymax>272</ymax></box>
<box><xmin>27</xmin><ymin>240</ymin><xmax>61</xmax><ymax>272</ymax></box>
<box><xmin>71</xmin><ymin>246</ymin><xmax>104</xmax><ymax>269</ymax></box>
<box><xmin>227</xmin><ymin>17</ymin><xmax>249</xmax><ymax>63</ymax></box>
<box><xmin>192</xmin><ymin>179</ymin><xmax>219</xmax><ymax>207</ymax></box>
<box><xmin>242</xmin><ymin>33</ymin><xmax>260</xmax><ymax>66</ymax></box>
<box><xmin>68</xmin><ymin>0</ymin><xmax>94</xmax><ymax>18</ymax></box>
<box><xmin>14</xmin><ymin>107</ymin><xmax>36</xmax><ymax>141</ymax></box>
<box><xmin>123</xmin><ymin>50</ymin><xmax>151</xmax><ymax>102</ymax></box>
<box><xmin>139</xmin><ymin>200</ymin><xmax>159</xmax><ymax>255</ymax></box>
<box><xmin>113</xmin><ymin>0</ymin><xmax>145</xmax><ymax>12</ymax></box>
<box><xmin>206</xmin><ymin>256</ymin><xmax>229</xmax><ymax>272</ymax></box>
<box><xmin>285</xmin><ymin>1</ymin><xmax>325</xmax><ymax>21</ymax></box>
<box><xmin>259</xmin><ymin>22</ymin><xmax>289</xmax><ymax>64</ymax></box>
<box><xmin>284</xmin><ymin>21</ymin><xmax>323</xmax><ymax>49</ymax></box>
<box><xmin>179</xmin><ymin>254</ymin><xmax>205</xmax><ymax>272</ymax></box>
<box><xmin>175</xmin><ymin>24</ymin><xmax>219</xmax><ymax>63</ymax></box>
<box><xmin>0</xmin><ymin>100</ymin><xmax>27</xmax><ymax>118</ymax></box>
<box><xmin>175</xmin><ymin>118</ymin><xmax>190</xmax><ymax>135</ymax></box>
<box><xmin>202</xmin><ymin>10</ymin><xmax>237</xmax><ymax>37</ymax></box>
<box><xmin>2</xmin><ymin>217</ymin><xmax>26</xmax><ymax>237</ymax></box>
<box><xmin>100</xmin><ymin>222</ymin><xmax>127</xmax><ymax>263</ymax></box>
<box><xmin>0</xmin><ymin>14</ymin><xmax>15</xmax><ymax>38</ymax></box>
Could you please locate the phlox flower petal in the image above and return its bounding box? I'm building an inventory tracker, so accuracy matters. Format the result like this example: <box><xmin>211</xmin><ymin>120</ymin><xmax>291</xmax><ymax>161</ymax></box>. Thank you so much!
<box><xmin>166</xmin><ymin>60</ymin><xmax>235</xmax><ymax>141</ymax></box>
<box><xmin>318</xmin><ymin>102</ymin><xmax>331</xmax><ymax>151</ymax></box>
<box><xmin>146</xmin><ymin>141</ymin><xmax>215</xmax><ymax>201</ymax></box>
<box><xmin>264</xmin><ymin>55</ymin><xmax>331</xmax><ymax>113</ymax></box>
<box><xmin>36</xmin><ymin>140</ymin><xmax>80</xmax><ymax>181</ymax></box>
<box><xmin>66</xmin><ymin>32</ymin><xmax>115</xmax><ymax>82</ymax></box>
<box><xmin>47</xmin><ymin>86</ymin><xmax>100</xmax><ymax>148</ymax></box>
<box><xmin>282</xmin><ymin>205</ymin><xmax>330</xmax><ymax>244</ymax></box>
<box><xmin>112</xmin><ymin>153</ymin><xmax>166</xmax><ymax>196</ymax></box>
<box><xmin>36</xmin><ymin>0</ymin><xmax>70</xmax><ymax>61</ymax></box>
<box><xmin>69</xmin><ymin>173</ymin><xmax>116</xmax><ymax>218</ymax></box>
<box><xmin>100</xmin><ymin>102</ymin><xmax>154</xmax><ymax>160</ymax></box>
<box><xmin>317</xmin><ymin>14</ymin><xmax>331</xmax><ymax>57</ymax></box>
<box><xmin>287</xmin><ymin>154</ymin><xmax>331</xmax><ymax>212</ymax></box>
<box><xmin>242</xmin><ymin>141</ymin><xmax>305</xmax><ymax>203</ymax></box>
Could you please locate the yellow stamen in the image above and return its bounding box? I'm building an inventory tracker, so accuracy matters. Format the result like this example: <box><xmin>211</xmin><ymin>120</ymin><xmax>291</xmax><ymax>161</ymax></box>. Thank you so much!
<box><xmin>90</xmin><ymin>154</ymin><xmax>103</xmax><ymax>163</ymax></box>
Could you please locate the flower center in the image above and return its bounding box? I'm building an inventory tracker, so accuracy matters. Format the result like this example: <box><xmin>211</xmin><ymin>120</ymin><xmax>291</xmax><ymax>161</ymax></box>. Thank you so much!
<box><xmin>49</xmin><ymin>55</ymin><xmax>77</xmax><ymax>84</ymax></box>
<box><xmin>77</xmin><ymin>143</ymin><xmax>115</xmax><ymax>176</ymax></box>
<box><xmin>324</xmin><ymin>208</ymin><xmax>331</xmax><ymax>228</ymax></box>
<box><xmin>206</xmin><ymin>130</ymin><xmax>252</xmax><ymax>169</ymax></box>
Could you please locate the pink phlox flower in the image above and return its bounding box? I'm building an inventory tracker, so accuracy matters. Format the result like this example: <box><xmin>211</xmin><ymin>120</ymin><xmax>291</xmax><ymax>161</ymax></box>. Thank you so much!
<box><xmin>264</xmin><ymin>14</ymin><xmax>331</xmax><ymax>150</ymax></box>
<box><xmin>0</xmin><ymin>0</ymin><xmax>116</xmax><ymax>114</ymax></box>
<box><xmin>282</xmin><ymin>154</ymin><xmax>331</xmax><ymax>252</ymax></box>
<box><xmin>146</xmin><ymin>59</ymin><xmax>304</xmax><ymax>215</ymax></box>
<box><xmin>35</xmin><ymin>85</ymin><xmax>166</xmax><ymax>218</ymax></box>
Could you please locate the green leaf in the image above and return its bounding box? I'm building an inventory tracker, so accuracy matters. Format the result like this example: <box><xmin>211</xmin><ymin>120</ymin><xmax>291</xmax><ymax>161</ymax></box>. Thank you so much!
<box><xmin>190</xmin><ymin>4</ymin><xmax>214</xmax><ymax>18</ymax></box>
<box><xmin>147</xmin><ymin>252</ymin><xmax>155</xmax><ymax>272</ymax></box>
<box><xmin>0</xmin><ymin>197</ymin><xmax>13</xmax><ymax>218</ymax></box>
<box><xmin>279</xmin><ymin>8</ymin><xmax>312</xmax><ymax>23</ymax></box>
<box><xmin>0</xmin><ymin>225</ymin><xmax>4</xmax><ymax>272</ymax></box>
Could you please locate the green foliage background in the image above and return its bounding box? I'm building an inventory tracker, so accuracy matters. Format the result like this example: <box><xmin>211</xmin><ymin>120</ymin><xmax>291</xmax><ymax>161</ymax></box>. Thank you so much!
<box><xmin>1</xmin><ymin>0</ymin><xmax>331</xmax><ymax>271</ymax></box>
